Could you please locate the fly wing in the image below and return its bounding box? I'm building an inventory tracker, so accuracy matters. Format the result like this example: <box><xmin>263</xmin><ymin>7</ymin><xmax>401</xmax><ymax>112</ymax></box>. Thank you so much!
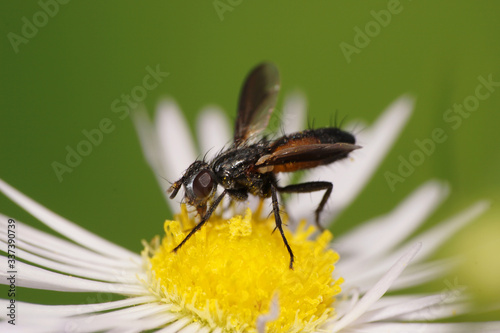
<box><xmin>255</xmin><ymin>143</ymin><xmax>361</xmax><ymax>173</ymax></box>
<box><xmin>234</xmin><ymin>63</ymin><xmax>280</xmax><ymax>146</ymax></box>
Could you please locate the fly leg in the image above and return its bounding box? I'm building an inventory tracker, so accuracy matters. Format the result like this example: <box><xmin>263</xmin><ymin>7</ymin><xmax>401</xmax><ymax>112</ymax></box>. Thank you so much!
<box><xmin>271</xmin><ymin>184</ymin><xmax>295</xmax><ymax>269</ymax></box>
<box><xmin>277</xmin><ymin>181</ymin><xmax>333</xmax><ymax>230</ymax></box>
<box><xmin>172</xmin><ymin>190</ymin><xmax>227</xmax><ymax>253</ymax></box>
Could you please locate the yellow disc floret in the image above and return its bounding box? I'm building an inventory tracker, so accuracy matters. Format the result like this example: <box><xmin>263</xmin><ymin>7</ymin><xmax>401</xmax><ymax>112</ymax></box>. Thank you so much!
<box><xmin>144</xmin><ymin>205</ymin><xmax>342</xmax><ymax>333</ymax></box>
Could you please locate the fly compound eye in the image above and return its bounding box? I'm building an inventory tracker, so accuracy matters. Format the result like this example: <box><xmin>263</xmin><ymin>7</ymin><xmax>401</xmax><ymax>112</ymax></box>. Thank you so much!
<box><xmin>192</xmin><ymin>169</ymin><xmax>215</xmax><ymax>199</ymax></box>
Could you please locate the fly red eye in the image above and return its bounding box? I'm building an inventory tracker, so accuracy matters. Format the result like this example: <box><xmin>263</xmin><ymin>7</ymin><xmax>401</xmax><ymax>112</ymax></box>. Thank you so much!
<box><xmin>192</xmin><ymin>169</ymin><xmax>214</xmax><ymax>198</ymax></box>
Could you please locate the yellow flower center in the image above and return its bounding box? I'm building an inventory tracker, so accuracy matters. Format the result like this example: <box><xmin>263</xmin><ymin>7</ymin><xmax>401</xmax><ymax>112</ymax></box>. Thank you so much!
<box><xmin>144</xmin><ymin>204</ymin><xmax>343</xmax><ymax>332</ymax></box>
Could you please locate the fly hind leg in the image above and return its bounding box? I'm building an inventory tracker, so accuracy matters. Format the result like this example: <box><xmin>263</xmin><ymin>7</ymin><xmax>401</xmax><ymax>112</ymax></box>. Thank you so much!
<box><xmin>277</xmin><ymin>181</ymin><xmax>333</xmax><ymax>230</ymax></box>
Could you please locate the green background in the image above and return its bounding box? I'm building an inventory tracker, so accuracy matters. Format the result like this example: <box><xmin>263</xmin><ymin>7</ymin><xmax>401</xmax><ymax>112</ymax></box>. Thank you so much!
<box><xmin>1</xmin><ymin>0</ymin><xmax>499</xmax><ymax>320</ymax></box>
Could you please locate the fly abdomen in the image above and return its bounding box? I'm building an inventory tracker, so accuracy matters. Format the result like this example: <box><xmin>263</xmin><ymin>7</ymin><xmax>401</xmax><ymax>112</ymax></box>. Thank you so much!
<box><xmin>270</xmin><ymin>127</ymin><xmax>355</xmax><ymax>151</ymax></box>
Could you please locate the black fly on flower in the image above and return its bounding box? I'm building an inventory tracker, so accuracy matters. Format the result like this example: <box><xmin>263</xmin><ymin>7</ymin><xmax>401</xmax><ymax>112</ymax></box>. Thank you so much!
<box><xmin>168</xmin><ymin>63</ymin><xmax>361</xmax><ymax>269</ymax></box>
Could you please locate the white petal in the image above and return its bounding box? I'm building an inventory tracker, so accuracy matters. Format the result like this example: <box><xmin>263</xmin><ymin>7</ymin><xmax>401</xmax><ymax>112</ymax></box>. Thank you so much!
<box><xmin>154</xmin><ymin>100</ymin><xmax>200</xmax><ymax>213</ymax></box>
<box><xmin>155</xmin><ymin>99</ymin><xmax>198</xmax><ymax>179</ymax></box>
<box><xmin>0</xmin><ymin>296</ymin><xmax>156</xmax><ymax>317</ymax></box>
<box><xmin>342</xmin><ymin>322</ymin><xmax>500</xmax><ymax>333</ymax></box>
<box><xmin>0</xmin><ymin>179</ymin><xmax>139</xmax><ymax>262</ymax></box>
<box><xmin>334</xmin><ymin>181</ymin><xmax>448</xmax><ymax>259</ymax></box>
<box><xmin>104</xmin><ymin>312</ymin><xmax>178</xmax><ymax>333</ymax></box>
<box><xmin>132</xmin><ymin>106</ymin><xmax>173</xmax><ymax>208</ymax></box>
<box><xmin>153</xmin><ymin>317</ymin><xmax>192</xmax><ymax>333</ymax></box>
<box><xmin>0</xmin><ymin>323</ymin><xmax>54</xmax><ymax>333</ymax></box>
<box><xmin>342</xmin><ymin>200</ymin><xmax>487</xmax><ymax>291</ymax></box>
<box><xmin>329</xmin><ymin>95</ymin><xmax>414</xmax><ymax>219</ymax></box>
<box><xmin>177</xmin><ymin>322</ymin><xmax>210</xmax><ymax>333</ymax></box>
<box><xmin>0</xmin><ymin>216</ymin><xmax>139</xmax><ymax>271</ymax></box>
<box><xmin>196</xmin><ymin>106</ymin><xmax>231</xmax><ymax>160</ymax></box>
<box><xmin>0</xmin><ymin>243</ymin><xmax>137</xmax><ymax>283</ymax></box>
<box><xmin>12</xmin><ymin>303</ymin><xmax>175</xmax><ymax>332</ymax></box>
<box><xmin>281</xmin><ymin>92</ymin><xmax>306</xmax><ymax>134</ymax></box>
<box><xmin>395</xmin><ymin>301</ymin><xmax>469</xmax><ymax>321</ymax></box>
<box><xmin>339</xmin><ymin>201</ymin><xmax>489</xmax><ymax>291</ymax></box>
<box><xmin>328</xmin><ymin>242</ymin><xmax>421</xmax><ymax>332</ymax></box>
<box><xmin>389</xmin><ymin>259</ymin><xmax>456</xmax><ymax>291</ymax></box>
<box><xmin>364</xmin><ymin>294</ymin><xmax>427</xmax><ymax>310</ymax></box>
<box><xmin>63</xmin><ymin>303</ymin><xmax>174</xmax><ymax>333</ymax></box>
<box><xmin>0</xmin><ymin>257</ymin><xmax>144</xmax><ymax>295</ymax></box>
<box><xmin>132</xmin><ymin>105</ymin><xmax>165</xmax><ymax>179</ymax></box>
<box><xmin>334</xmin><ymin>288</ymin><xmax>360</xmax><ymax>319</ymax></box>
<box><xmin>353</xmin><ymin>294</ymin><xmax>445</xmax><ymax>324</ymax></box>
<box><xmin>411</xmin><ymin>200</ymin><xmax>490</xmax><ymax>264</ymax></box>
<box><xmin>256</xmin><ymin>294</ymin><xmax>280</xmax><ymax>333</ymax></box>
<box><xmin>274</xmin><ymin>92</ymin><xmax>307</xmax><ymax>188</ymax></box>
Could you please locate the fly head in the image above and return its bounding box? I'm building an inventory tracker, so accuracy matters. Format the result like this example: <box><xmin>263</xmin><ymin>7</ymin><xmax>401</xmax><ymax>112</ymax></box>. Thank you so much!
<box><xmin>168</xmin><ymin>161</ymin><xmax>217</xmax><ymax>216</ymax></box>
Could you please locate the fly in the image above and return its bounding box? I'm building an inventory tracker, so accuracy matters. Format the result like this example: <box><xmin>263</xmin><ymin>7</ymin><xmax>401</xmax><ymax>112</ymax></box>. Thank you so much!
<box><xmin>168</xmin><ymin>63</ymin><xmax>361</xmax><ymax>269</ymax></box>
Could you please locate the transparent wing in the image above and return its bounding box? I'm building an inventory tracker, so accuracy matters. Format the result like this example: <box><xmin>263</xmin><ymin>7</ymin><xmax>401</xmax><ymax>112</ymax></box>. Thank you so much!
<box><xmin>234</xmin><ymin>63</ymin><xmax>280</xmax><ymax>145</ymax></box>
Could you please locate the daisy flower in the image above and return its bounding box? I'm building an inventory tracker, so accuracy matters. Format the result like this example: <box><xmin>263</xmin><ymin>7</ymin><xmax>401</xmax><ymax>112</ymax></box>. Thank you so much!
<box><xmin>1</xmin><ymin>94</ymin><xmax>499</xmax><ymax>332</ymax></box>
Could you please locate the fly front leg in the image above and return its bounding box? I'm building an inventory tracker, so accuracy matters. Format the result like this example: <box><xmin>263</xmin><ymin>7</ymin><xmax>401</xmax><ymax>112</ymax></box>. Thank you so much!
<box><xmin>277</xmin><ymin>181</ymin><xmax>333</xmax><ymax>230</ymax></box>
<box><xmin>271</xmin><ymin>184</ymin><xmax>295</xmax><ymax>269</ymax></box>
<box><xmin>172</xmin><ymin>190</ymin><xmax>228</xmax><ymax>253</ymax></box>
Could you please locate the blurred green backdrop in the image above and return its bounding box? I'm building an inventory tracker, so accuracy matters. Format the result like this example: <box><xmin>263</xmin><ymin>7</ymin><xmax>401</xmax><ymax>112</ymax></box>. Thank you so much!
<box><xmin>1</xmin><ymin>0</ymin><xmax>499</xmax><ymax>316</ymax></box>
